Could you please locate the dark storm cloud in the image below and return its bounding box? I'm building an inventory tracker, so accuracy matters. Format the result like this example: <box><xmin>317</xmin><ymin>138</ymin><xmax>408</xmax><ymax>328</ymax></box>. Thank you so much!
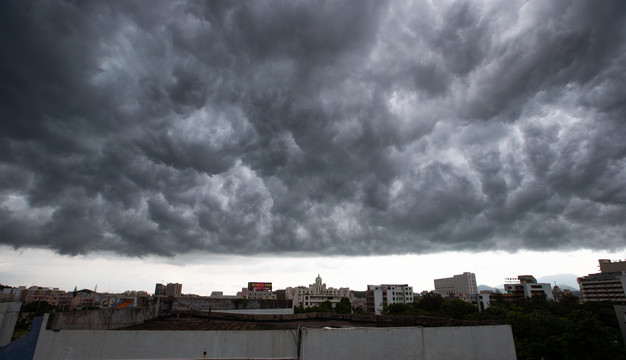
<box><xmin>1</xmin><ymin>0</ymin><xmax>625</xmax><ymax>256</ymax></box>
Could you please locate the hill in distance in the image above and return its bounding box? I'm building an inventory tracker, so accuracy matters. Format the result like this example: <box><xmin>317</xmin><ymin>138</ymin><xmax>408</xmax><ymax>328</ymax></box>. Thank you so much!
<box><xmin>537</xmin><ymin>274</ymin><xmax>580</xmax><ymax>289</ymax></box>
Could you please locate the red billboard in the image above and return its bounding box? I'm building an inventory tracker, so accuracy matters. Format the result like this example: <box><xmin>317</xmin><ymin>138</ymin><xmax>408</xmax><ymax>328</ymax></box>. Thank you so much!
<box><xmin>248</xmin><ymin>282</ymin><xmax>272</xmax><ymax>291</ymax></box>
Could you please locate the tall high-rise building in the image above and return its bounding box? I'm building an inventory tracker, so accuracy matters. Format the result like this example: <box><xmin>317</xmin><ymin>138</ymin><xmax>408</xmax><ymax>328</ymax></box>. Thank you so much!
<box><xmin>154</xmin><ymin>283</ymin><xmax>166</xmax><ymax>296</ymax></box>
<box><xmin>165</xmin><ymin>283</ymin><xmax>182</xmax><ymax>297</ymax></box>
<box><xmin>155</xmin><ymin>283</ymin><xmax>182</xmax><ymax>297</ymax></box>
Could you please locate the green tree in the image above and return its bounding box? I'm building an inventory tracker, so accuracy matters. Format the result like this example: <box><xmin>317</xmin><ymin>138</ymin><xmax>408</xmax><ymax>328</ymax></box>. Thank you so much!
<box><xmin>416</xmin><ymin>292</ymin><xmax>444</xmax><ymax>312</ymax></box>
<box><xmin>439</xmin><ymin>299</ymin><xmax>478</xmax><ymax>320</ymax></box>
<box><xmin>319</xmin><ymin>300</ymin><xmax>333</xmax><ymax>313</ymax></box>
<box><xmin>21</xmin><ymin>301</ymin><xmax>56</xmax><ymax>316</ymax></box>
<box><xmin>563</xmin><ymin>309</ymin><xmax>624</xmax><ymax>360</ymax></box>
<box><xmin>335</xmin><ymin>297</ymin><xmax>352</xmax><ymax>314</ymax></box>
<box><xmin>386</xmin><ymin>303</ymin><xmax>413</xmax><ymax>315</ymax></box>
<box><xmin>352</xmin><ymin>306</ymin><xmax>364</xmax><ymax>314</ymax></box>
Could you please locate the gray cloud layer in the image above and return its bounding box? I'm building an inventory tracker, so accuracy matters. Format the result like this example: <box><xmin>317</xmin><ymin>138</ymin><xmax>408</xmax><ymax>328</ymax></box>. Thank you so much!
<box><xmin>1</xmin><ymin>0</ymin><xmax>625</xmax><ymax>256</ymax></box>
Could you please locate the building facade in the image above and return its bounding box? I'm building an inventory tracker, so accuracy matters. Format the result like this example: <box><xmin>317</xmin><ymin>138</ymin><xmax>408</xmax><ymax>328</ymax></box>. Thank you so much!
<box><xmin>366</xmin><ymin>284</ymin><xmax>414</xmax><ymax>314</ymax></box>
<box><xmin>434</xmin><ymin>272</ymin><xmax>478</xmax><ymax>297</ymax></box>
<box><xmin>165</xmin><ymin>283</ymin><xmax>182</xmax><ymax>297</ymax></box>
<box><xmin>503</xmin><ymin>275</ymin><xmax>554</xmax><ymax>301</ymax></box>
<box><xmin>578</xmin><ymin>259</ymin><xmax>626</xmax><ymax>303</ymax></box>
<box><xmin>285</xmin><ymin>275</ymin><xmax>350</xmax><ymax>309</ymax></box>
<box><xmin>239</xmin><ymin>282</ymin><xmax>276</xmax><ymax>299</ymax></box>
<box><xmin>578</xmin><ymin>272</ymin><xmax>626</xmax><ymax>302</ymax></box>
<box><xmin>154</xmin><ymin>284</ymin><xmax>166</xmax><ymax>296</ymax></box>
<box><xmin>155</xmin><ymin>283</ymin><xmax>182</xmax><ymax>297</ymax></box>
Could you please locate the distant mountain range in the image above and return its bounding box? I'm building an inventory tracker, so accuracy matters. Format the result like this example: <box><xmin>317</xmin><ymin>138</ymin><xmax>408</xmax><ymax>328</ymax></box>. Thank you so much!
<box><xmin>537</xmin><ymin>273</ymin><xmax>580</xmax><ymax>289</ymax></box>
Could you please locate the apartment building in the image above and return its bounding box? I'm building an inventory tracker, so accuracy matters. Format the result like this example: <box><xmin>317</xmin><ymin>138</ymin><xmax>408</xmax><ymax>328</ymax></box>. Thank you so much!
<box><xmin>366</xmin><ymin>284</ymin><xmax>414</xmax><ymax>314</ymax></box>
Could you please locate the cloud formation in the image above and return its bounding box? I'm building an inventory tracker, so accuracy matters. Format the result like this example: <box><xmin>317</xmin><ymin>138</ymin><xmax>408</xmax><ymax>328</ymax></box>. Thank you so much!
<box><xmin>1</xmin><ymin>0</ymin><xmax>625</xmax><ymax>256</ymax></box>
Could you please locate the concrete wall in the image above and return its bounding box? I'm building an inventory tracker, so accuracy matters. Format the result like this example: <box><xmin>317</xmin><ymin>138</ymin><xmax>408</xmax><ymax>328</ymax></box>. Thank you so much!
<box><xmin>33</xmin><ymin>327</ymin><xmax>299</xmax><ymax>359</ymax></box>
<box><xmin>212</xmin><ymin>307</ymin><xmax>294</xmax><ymax>315</ymax></box>
<box><xmin>173</xmin><ymin>297</ymin><xmax>292</xmax><ymax>312</ymax></box>
<box><xmin>301</xmin><ymin>326</ymin><xmax>516</xmax><ymax>360</ymax></box>
<box><xmin>301</xmin><ymin>327</ymin><xmax>424</xmax><ymax>359</ymax></box>
<box><xmin>31</xmin><ymin>316</ymin><xmax>517</xmax><ymax>360</ymax></box>
<box><xmin>47</xmin><ymin>306</ymin><xmax>160</xmax><ymax>330</ymax></box>
<box><xmin>0</xmin><ymin>302</ymin><xmax>21</xmax><ymax>346</ymax></box>
<box><xmin>422</xmin><ymin>326</ymin><xmax>517</xmax><ymax>360</ymax></box>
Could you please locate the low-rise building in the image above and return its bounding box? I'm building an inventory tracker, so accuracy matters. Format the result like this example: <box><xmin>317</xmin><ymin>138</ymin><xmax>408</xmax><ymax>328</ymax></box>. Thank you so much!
<box><xmin>239</xmin><ymin>282</ymin><xmax>276</xmax><ymax>299</ymax></box>
<box><xmin>503</xmin><ymin>275</ymin><xmax>554</xmax><ymax>301</ymax></box>
<box><xmin>21</xmin><ymin>286</ymin><xmax>67</xmax><ymax>307</ymax></box>
<box><xmin>366</xmin><ymin>284</ymin><xmax>414</xmax><ymax>314</ymax></box>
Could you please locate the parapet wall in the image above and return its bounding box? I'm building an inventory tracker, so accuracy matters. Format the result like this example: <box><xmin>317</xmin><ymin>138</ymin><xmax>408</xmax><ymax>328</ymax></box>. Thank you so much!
<box><xmin>47</xmin><ymin>306</ymin><xmax>160</xmax><ymax>330</ymax></box>
<box><xmin>172</xmin><ymin>297</ymin><xmax>292</xmax><ymax>312</ymax></box>
<box><xmin>31</xmin><ymin>317</ymin><xmax>517</xmax><ymax>360</ymax></box>
<box><xmin>301</xmin><ymin>326</ymin><xmax>517</xmax><ymax>360</ymax></box>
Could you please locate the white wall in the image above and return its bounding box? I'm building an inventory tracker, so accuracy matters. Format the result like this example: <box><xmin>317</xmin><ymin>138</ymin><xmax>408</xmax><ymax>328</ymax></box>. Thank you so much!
<box><xmin>302</xmin><ymin>326</ymin><xmax>516</xmax><ymax>360</ymax></box>
<box><xmin>0</xmin><ymin>302</ymin><xmax>21</xmax><ymax>347</ymax></box>
<box><xmin>33</xmin><ymin>325</ymin><xmax>299</xmax><ymax>359</ymax></box>
<box><xmin>32</xmin><ymin>318</ymin><xmax>517</xmax><ymax>360</ymax></box>
<box><xmin>422</xmin><ymin>326</ymin><xmax>516</xmax><ymax>360</ymax></box>
<box><xmin>301</xmin><ymin>327</ymin><xmax>424</xmax><ymax>359</ymax></box>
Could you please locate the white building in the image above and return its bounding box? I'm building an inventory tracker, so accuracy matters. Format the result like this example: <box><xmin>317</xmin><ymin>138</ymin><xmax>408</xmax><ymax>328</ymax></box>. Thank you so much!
<box><xmin>434</xmin><ymin>272</ymin><xmax>478</xmax><ymax>297</ymax></box>
<box><xmin>285</xmin><ymin>275</ymin><xmax>350</xmax><ymax>309</ymax></box>
<box><xmin>366</xmin><ymin>284</ymin><xmax>414</xmax><ymax>314</ymax></box>
<box><xmin>504</xmin><ymin>275</ymin><xmax>554</xmax><ymax>301</ymax></box>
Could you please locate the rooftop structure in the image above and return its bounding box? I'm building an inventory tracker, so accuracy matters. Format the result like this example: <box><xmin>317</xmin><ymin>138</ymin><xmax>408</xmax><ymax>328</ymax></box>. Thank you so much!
<box><xmin>599</xmin><ymin>259</ymin><xmax>626</xmax><ymax>273</ymax></box>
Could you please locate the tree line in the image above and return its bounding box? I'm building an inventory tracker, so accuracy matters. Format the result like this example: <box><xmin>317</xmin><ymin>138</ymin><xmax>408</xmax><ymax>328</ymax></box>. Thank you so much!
<box><xmin>384</xmin><ymin>292</ymin><xmax>626</xmax><ymax>360</ymax></box>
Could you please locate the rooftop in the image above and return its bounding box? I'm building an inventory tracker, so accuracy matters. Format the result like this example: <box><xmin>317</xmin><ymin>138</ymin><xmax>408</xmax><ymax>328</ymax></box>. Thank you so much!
<box><xmin>117</xmin><ymin>311</ymin><xmax>502</xmax><ymax>331</ymax></box>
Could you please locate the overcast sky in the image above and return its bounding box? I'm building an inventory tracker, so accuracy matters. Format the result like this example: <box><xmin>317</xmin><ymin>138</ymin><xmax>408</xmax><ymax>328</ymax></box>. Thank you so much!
<box><xmin>1</xmin><ymin>1</ymin><xmax>625</xmax><ymax>293</ymax></box>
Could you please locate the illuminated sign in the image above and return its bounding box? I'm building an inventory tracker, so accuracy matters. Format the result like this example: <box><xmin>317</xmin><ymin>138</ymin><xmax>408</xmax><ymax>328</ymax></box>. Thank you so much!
<box><xmin>248</xmin><ymin>282</ymin><xmax>272</xmax><ymax>291</ymax></box>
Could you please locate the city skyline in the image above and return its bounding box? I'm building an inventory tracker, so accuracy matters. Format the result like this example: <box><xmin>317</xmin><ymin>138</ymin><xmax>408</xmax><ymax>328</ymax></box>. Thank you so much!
<box><xmin>1</xmin><ymin>1</ymin><xmax>625</xmax><ymax>293</ymax></box>
<box><xmin>0</xmin><ymin>246</ymin><xmax>618</xmax><ymax>295</ymax></box>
